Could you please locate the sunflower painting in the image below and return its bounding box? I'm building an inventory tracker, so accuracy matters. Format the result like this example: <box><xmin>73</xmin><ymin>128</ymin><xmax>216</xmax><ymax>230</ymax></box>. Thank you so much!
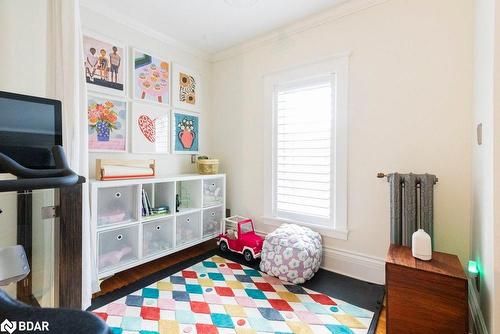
<box><xmin>173</xmin><ymin>63</ymin><xmax>201</xmax><ymax>113</ymax></box>
<box><xmin>179</xmin><ymin>72</ymin><xmax>196</xmax><ymax>105</ymax></box>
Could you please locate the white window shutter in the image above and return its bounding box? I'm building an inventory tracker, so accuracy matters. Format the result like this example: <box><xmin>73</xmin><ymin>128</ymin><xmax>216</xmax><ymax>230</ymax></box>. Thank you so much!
<box><xmin>274</xmin><ymin>78</ymin><xmax>332</xmax><ymax>225</ymax></box>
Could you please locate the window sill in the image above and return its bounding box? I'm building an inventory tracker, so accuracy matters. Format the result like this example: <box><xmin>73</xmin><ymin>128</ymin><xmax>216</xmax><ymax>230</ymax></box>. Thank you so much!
<box><xmin>260</xmin><ymin>216</ymin><xmax>349</xmax><ymax>240</ymax></box>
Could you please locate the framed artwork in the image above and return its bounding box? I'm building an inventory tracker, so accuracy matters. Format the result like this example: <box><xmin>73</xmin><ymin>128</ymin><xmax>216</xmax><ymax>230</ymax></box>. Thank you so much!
<box><xmin>133</xmin><ymin>49</ymin><xmax>170</xmax><ymax>105</ymax></box>
<box><xmin>172</xmin><ymin>63</ymin><xmax>201</xmax><ymax>113</ymax></box>
<box><xmin>172</xmin><ymin>110</ymin><xmax>199</xmax><ymax>154</ymax></box>
<box><xmin>83</xmin><ymin>33</ymin><xmax>126</xmax><ymax>96</ymax></box>
<box><xmin>87</xmin><ymin>95</ymin><xmax>127</xmax><ymax>152</ymax></box>
<box><xmin>131</xmin><ymin>102</ymin><xmax>169</xmax><ymax>154</ymax></box>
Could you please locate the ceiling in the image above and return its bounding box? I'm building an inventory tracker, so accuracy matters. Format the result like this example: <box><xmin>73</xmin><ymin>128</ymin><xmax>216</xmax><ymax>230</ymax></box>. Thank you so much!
<box><xmin>80</xmin><ymin>0</ymin><xmax>348</xmax><ymax>55</ymax></box>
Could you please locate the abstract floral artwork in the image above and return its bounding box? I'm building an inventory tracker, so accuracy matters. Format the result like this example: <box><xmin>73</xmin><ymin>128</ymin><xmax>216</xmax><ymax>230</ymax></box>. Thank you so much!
<box><xmin>88</xmin><ymin>95</ymin><xmax>127</xmax><ymax>152</ymax></box>
<box><xmin>134</xmin><ymin>50</ymin><xmax>170</xmax><ymax>105</ymax></box>
<box><xmin>131</xmin><ymin>103</ymin><xmax>169</xmax><ymax>154</ymax></box>
<box><xmin>172</xmin><ymin>63</ymin><xmax>201</xmax><ymax>113</ymax></box>
<box><xmin>83</xmin><ymin>33</ymin><xmax>126</xmax><ymax>96</ymax></box>
<box><xmin>172</xmin><ymin>110</ymin><xmax>199</xmax><ymax>154</ymax></box>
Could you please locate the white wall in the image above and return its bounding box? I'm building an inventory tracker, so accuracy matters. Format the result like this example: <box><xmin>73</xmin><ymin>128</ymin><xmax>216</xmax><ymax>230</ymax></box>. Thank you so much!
<box><xmin>80</xmin><ymin>7</ymin><xmax>213</xmax><ymax>178</ymax></box>
<box><xmin>494</xmin><ymin>0</ymin><xmax>500</xmax><ymax>327</ymax></box>
<box><xmin>0</xmin><ymin>0</ymin><xmax>51</xmax><ymax>97</ymax></box>
<box><xmin>472</xmin><ymin>0</ymin><xmax>500</xmax><ymax>331</ymax></box>
<box><xmin>0</xmin><ymin>0</ymin><xmax>53</xmax><ymax>299</ymax></box>
<box><xmin>210</xmin><ymin>0</ymin><xmax>474</xmax><ymax>278</ymax></box>
<box><xmin>472</xmin><ymin>0</ymin><xmax>494</xmax><ymax>330</ymax></box>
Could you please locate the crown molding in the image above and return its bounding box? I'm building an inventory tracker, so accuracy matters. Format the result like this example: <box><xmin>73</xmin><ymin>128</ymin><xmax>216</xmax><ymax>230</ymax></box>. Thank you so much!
<box><xmin>80</xmin><ymin>0</ymin><xmax>388</xmax><ymax>63</ymax></box>
<box><xmin>211</xmin><ymin>0</ymin><xmax>389</xmax><ymax>62</ymax></box>
<box><xmin>79</xmin><ymin>1</ymin><xmax>210</xmax><ymax>61</ymax></box>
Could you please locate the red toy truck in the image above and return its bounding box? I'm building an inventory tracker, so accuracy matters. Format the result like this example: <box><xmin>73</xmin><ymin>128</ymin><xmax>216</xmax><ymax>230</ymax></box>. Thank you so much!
<box><xmin>217</xmin><ymin>216</ymin><xmax>263</xmax><ymax>262</ymax></box>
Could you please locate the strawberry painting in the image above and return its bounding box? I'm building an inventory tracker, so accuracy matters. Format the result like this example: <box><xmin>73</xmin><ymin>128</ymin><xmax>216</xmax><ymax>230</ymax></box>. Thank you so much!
<box><xmin>132</xmin><ymin>103</ymin><xmax>169</xmax><ymax>153</ymax></box>
<box><xmin>138</xmin><ymin>115</ymin><xmax>156</xmax><ymax>143</ymax></box>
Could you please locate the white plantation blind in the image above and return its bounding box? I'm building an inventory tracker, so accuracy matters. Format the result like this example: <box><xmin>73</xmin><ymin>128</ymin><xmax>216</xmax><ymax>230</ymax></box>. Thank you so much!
<box><xmin>274</xmin><ymin>77</ymin><xmax>333</xmax><ymax>225</ymax></box>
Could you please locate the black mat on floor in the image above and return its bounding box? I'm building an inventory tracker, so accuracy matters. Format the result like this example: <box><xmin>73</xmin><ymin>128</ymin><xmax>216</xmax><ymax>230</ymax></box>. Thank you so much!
<box><xmin>90</xmin><ymin>249</ymin><xmax>385</xmax><ymax>333</ymax></box>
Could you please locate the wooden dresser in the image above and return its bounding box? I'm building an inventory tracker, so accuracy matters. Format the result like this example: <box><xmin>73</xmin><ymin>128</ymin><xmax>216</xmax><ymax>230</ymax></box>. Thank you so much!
<box><xmin>386</xmin><ymin>244</ymin><xmax>468</xmax><ymax>333</ymax></box>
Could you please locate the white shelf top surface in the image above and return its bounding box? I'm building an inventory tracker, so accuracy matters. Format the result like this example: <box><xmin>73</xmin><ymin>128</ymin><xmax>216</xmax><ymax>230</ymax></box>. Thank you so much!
<box><xmin>91</xmin><ymin>173</ymin><xmax>226</xmax><ymax>187</ymax></box>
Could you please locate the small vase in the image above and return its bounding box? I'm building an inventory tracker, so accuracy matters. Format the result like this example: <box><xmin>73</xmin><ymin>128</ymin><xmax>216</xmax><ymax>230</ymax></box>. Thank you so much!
<box><xmin>96</xmin><ymin>121</ymin><xmax>110</xmax><ymax>142</ymax></box>
<box><xmin>179</xmin><ymin>129</ymin><xmax>195</xmax><ymax>149</ymax></box>
<box><xmin>412</xmin><ymin>229</ymin><xmax>432</xmax><ymax>261</ymax></box>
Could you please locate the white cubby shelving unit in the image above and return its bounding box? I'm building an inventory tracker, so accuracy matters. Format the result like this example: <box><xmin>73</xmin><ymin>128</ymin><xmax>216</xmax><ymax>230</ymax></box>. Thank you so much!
<box><xmin>91</xmin><ymin>174</ymin><xmax>226</xmax><ymax>279</ymax></box>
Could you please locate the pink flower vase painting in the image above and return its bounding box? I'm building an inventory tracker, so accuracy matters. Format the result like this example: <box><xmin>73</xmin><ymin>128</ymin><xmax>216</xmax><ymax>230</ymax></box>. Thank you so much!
<box><xmin>88</xmin><ymin>96</ymin><xmax>127</xmax><ymax>151</ymax></box>
<box><xmin>173</xmin><ymin>111</ymin><xmax>199</xmax><ymax>153</ymax></box>
<box><xmin>179</xmin><ymin>126</ymin><xmax>195</xmax><ymax>149</ymax></box>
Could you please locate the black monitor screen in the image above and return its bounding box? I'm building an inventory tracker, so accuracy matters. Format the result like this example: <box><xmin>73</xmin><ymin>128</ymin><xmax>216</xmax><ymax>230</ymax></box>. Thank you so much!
<box><xmin>0</xmin><ymin>91</ymin><xmax>62</xmax><ymax>171</ymax></box>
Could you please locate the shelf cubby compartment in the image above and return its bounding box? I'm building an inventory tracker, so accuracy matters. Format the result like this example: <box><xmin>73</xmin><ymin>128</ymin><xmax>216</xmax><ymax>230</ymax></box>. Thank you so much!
<box><xmin>143</xmin><ymin>217</ymin><xmax>174</xmax><ymax>257</ymax></box>
<box><xmin>176</xmin><ymin>179</ymin><xmax>202</xmax><ymax>213</ymax></box>
<box><xmin>141</xmin><ymin>182</ymin><xmax>174</xmax><ymax>219</ymax></box>
<box><xmin>203</xmin><ymin>206</ymin><xmax>224</xmax><ymax>237</ymax></box>
<box><xmin>203</xmin><ymin>178</ymin><xmax>224</xmax><ymax>207</ymax></box>
<box><xmin>97</xmin><ymin>185</ymin><xmax>138</xmax><ymax>227</ymax></box>
<box><xmin>98</xmin><ymin>225</ymin><xmax>139</xmax><ymax>273</ymax></box>
<box><xmin>176</xmin><ymin>211</ymin><xmax>201</xmax><ymax>246</ymax></box>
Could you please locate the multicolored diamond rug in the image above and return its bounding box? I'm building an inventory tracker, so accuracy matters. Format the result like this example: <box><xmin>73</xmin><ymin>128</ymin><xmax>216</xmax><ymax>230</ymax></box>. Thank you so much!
<box><xmin>93</xmin><ymin>256</ymin><xmax>374</xmax><ymax>334</ymax></box>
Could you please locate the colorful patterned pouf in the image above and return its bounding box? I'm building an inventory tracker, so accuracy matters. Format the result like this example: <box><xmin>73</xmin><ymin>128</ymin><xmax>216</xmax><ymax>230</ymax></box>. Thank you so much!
<box><xmin>259</xmin><ymin>224</ymin><xmax>322</xmax><ymax>284</ymax></box>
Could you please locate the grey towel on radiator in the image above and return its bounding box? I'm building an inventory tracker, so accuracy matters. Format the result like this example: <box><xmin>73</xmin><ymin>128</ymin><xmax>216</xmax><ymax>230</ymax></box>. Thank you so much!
<box><xmin>387</xmin><ymin>173</ymin><xmax>402</xmax><ymax>245</ymax></box>
<box><xmin>402</xmin><ymin>173</ymin><xmax>418</xmax><ymax>246</ymax></box>
<box><xmin>420</xmin><ymin>173</ymin><xmax>437</xmax><ymax>246</ymax></box>
<box><xmin>387</xmin><ymin>173</ymin><xmax>437</xmax><ymax>248</ymax></box>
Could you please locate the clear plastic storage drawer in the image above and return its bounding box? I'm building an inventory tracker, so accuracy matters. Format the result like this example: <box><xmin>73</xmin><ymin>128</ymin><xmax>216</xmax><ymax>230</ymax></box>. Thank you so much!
<box><xmin>176</xmin><ymin>212</ymin><xmax>201</xmax><ymax>246</ymax></box>
<box><xmin>203</xmin><ymin>206</ymin><xmax>223</xmax><ymax>237</ymax></box>
<box><xmin>203</xmin><ymin>178</ymin><xmax>224</xmax><ymax>207</ymax></box>
<box><xmin>98</xmin><ymin>225</ymin><xmax>139</xmax><ymax>273</ymax></box>
<box><xmin>97</xmin><ymin>186</ymin><xmax>138</xmax><ymax>227</ymax></box>
<box><xmin>143</xmin><ymin>218</ymin><xmax>174</xmax><ymax>257</ymax></box>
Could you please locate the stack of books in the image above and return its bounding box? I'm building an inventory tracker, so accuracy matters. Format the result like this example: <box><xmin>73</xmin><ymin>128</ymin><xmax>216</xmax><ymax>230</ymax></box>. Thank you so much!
<box><xmin>142</xmin><ymin>189</ymin><xmax>170</xmax><ymax>217</ymax></box>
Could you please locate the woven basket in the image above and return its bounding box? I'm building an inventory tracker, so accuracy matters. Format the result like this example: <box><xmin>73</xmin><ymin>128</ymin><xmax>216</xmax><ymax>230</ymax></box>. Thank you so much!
<box><xmin>197</xmin><ymin>159</ymin><xmax>219</xmax><ymax>175</ymax></box>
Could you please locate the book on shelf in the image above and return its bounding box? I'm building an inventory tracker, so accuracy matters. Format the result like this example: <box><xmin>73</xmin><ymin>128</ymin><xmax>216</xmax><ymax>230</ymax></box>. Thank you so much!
<box><xmin>142</xmin><ymin>189</ymin><xmax>170</xmax><ymax>217</ymax></box>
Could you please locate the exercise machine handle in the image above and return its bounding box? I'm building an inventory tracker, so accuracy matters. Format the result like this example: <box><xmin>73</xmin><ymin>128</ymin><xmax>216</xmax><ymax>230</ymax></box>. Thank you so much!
<box><xmin>0</xmin><ymin>146</ymin><xmax>84</xmax><ymax>192</ymax></box>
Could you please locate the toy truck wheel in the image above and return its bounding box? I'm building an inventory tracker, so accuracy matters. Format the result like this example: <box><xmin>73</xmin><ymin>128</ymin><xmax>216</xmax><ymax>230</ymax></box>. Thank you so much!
<box><xmin>243</xmin><ymin>249</ymin><xmax>253</xmax><ymax>262</ymax></box>
<box><xmin>219</xmin><ymin>240</ymin><xmax>228</xmax><ymax>252</ymax></box>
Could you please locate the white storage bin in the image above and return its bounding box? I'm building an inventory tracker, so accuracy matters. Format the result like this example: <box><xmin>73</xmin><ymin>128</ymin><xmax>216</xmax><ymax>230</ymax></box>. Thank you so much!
<box><xmin>176</xmin><ymin>212</ymin><xmax>201</xmax><ymax>246</ymax></box>
<box><xmin>143</xmin><ymin>218</ymin><xmax>174</xmax><ymax>257</ymax></box>
<box><xmin>98</xmin><ymin>225</ymin><xmax>139</xmax><ymax>273</ymax></box>
<box><xmin>97</xmin><ymin>186</ymin><xmax>137</xmax><ymax>227</ymax></box>
<box><xmin>203</xmin><ymin>206</ymin><xmax>223</xmax><ymax>237</ymax></box>
<box><xmin>203</xmin><ymin>178</ymin><xmax>224</xmax><ymax>207</ymax></box>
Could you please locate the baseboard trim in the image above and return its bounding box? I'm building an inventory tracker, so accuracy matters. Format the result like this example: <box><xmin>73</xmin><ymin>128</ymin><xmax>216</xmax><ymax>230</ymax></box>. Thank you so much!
<box><xmin>468</xmin><ymin>277</ymin><xmax>488</xmax><ymax>334</ymax></box>
<box><xmin>255</xmin><ymin>229</ymin><xmax>386</xmax><ymax>285</ymax></box>
<box><xmin>322</xmin><ymin>246</ymin><xmax>385</xmax><ymax>285</ymax></box>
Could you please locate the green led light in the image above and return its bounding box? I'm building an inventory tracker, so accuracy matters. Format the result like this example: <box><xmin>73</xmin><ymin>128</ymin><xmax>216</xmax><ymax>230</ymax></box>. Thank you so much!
<box><xmin>468</xmin><ymin>260</ymin><xmax>479</xmax><ymax>274</ymax></box>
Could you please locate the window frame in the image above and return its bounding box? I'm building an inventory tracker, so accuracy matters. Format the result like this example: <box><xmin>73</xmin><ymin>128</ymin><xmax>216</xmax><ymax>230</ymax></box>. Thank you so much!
<box><xmin>263</xmin><ymin>54</ymin><xmax>349</xmax><ymax>240</ymax></box>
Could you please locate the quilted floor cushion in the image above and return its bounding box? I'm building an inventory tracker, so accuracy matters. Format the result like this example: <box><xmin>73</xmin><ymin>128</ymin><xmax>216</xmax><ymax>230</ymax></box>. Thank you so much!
<box><xmin>259</xmin><ymin>223</ymin><xmax>322</xmax><ymax>284</ymax></box>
